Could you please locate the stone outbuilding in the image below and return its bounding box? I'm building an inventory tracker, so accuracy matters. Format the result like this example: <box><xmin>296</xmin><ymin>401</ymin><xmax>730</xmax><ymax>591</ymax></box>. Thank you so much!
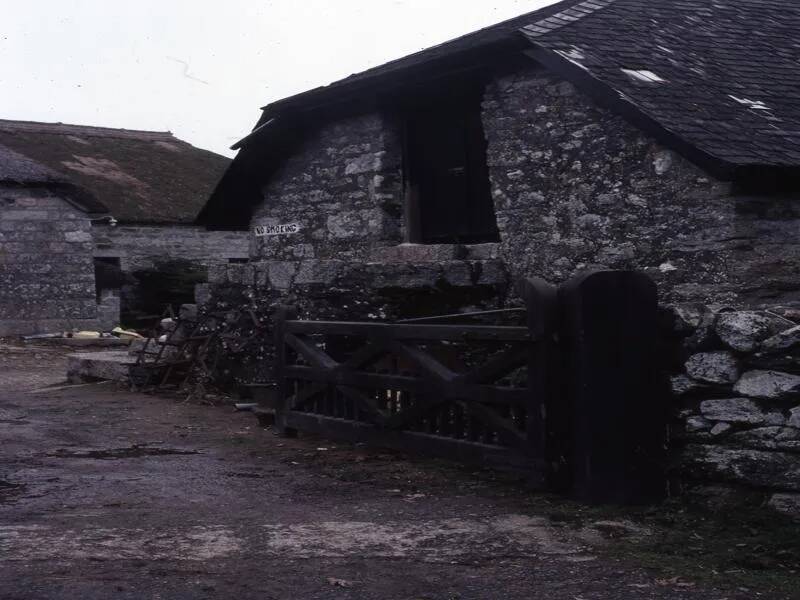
<box><xmin>0</xmin><ymin>144</ymin><xmax>107</xmax><ymax>335</ymax></box>
<box><xmin>195</xmin><ymin>0</ymin><xmax>800</xmax><ymax>512</ymax></box>
<box><xmin>0</xmin><ymin>120</ymin><xmax>249</xmax><ymax>333</ymax></box>
<box><xmin>199</xmin><ymin>0</ymin><xmax>799</xmax><ymax>309</ymax></box>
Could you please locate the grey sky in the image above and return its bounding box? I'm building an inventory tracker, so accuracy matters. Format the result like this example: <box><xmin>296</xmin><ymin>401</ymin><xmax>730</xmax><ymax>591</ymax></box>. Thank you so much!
<box><xmin>1</xmin><ymin>1</ymin><xmax>555</xmax><ymax>157</ymax></box>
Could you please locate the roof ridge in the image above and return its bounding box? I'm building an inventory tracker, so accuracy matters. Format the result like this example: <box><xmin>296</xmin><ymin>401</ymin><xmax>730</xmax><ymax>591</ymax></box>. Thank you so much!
<box><xmin>0</xmin><ymin>119</ymin><xmax>176</xmax><ymax>142</ymax></box>
<box><xmin>520</xmin><ymin>0</ymin><xmax>617</xmax><ymax>38</ymax></box>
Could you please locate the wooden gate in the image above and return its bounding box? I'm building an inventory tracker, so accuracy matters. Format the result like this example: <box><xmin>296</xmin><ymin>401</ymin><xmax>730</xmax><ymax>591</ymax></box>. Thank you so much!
<box><xmin>269</xmin><ymin>271</ymin><xmax>665</xmax><ymax>501</ymax></box>
<box><xmin>272</xmin><ymin>279</ymin><xmax>561</xmax><ymax>487</ymax></box>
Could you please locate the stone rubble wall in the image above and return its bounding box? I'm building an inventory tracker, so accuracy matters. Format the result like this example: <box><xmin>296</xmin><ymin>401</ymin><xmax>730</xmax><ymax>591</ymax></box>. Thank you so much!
<box><xmin>0</xmin><ymin>186</ymin><xmax>100</xmax><ymax>335</ymax></box>
<box><xmin>667</xmin><ymin>304</ymin><xmax>800</xmax><ymax>517</ymax></box>
<box><xmin>198</xmin><ymin>258</ymin><xmax>511</xmax><ymax>386</ymax></box>
<box><xmin>482</xmin><ymin>64</ymin><xmax>800</xmax><ymax>306</ymax></box>
<box><xmin>92</xmin><ymin>223</ymin><xmax>250</xmax><ymax>272</ymax></box>
<box><xmin>250</xmin><ymin>113</ymin><xmax>404</xmax><ymax>262</ymax></box>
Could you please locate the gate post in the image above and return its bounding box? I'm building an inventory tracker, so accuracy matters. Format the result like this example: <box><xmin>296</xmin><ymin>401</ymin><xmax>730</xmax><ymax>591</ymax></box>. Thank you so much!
<box><xmin>273</xmin><ymin>305</ymin><xmax>298</xmax><ymax>438</ymax></box>
<box><xmin>559</xmin><ymin>270</ymin><xmax>665</xmax><ymax>504</ymax></box>
<box><xmin>519</xmin><ymin>278</ymin><xmax>564</xmax><ymax>490</ymax></box>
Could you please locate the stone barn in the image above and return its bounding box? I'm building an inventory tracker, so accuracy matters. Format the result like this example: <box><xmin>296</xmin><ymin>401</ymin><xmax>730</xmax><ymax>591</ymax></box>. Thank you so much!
<box><xmin>0</xmin><ymin>145</ymin><xmax>108</xmax><ymax>335</ymax></box>
<box><xmin>199</xmin><ymin>0</ymin><xmax>799</xmax><ymax>308</ymax></box>
<box><xmin>196</xmin><ymin>0</ymin><xmax>800</xmax><ymax>513</ymax></box>
<box><xmin>0</xmin><ymin>119</ymin><xmax>249</xmax><ymax>331</ymax></box>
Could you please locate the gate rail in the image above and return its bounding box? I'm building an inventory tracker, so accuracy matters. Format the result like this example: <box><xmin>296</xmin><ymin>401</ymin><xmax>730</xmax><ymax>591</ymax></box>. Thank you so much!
<box><xmin>273</xmin><ymin>279</ymin><xmax>560</xmax><ymax>487</ymax></box>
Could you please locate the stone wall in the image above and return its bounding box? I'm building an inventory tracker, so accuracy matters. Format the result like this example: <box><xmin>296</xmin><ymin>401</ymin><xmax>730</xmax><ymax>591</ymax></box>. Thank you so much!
<box><xmin>251</xmin><ymin>113</ymin><xmax>404</xmax><ymax>262</ymax></box>
<box><xmin>0</xmin><ymin>186</ymin><xmax>100</xmax><ymax>335</ymax></box>
<box><xmin>482</xmin><ymin>65</ymin><xmax>800</xmax><ymax>306</ymax></box>
<box><xmin>93</xmin><ymin>224</ymin><xmax>249</xmax><ymax>271</ymax></box>
<box><xmin>199</xmin><ymin>257</ymin><xmax>511</xmax><ymax>386</ymax></box>
<box><xmin>666</xmin><ymin>304</ymin><xmax>800</xmax><ymax>518</ymax></box>
<box><xmin>243</xmin><ymin>64</ymin><xmax>800</xmax><ymax>307</ymax></box>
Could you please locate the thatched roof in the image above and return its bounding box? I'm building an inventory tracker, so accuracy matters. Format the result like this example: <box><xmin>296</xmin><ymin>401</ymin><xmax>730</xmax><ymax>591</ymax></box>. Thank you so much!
<box><xmin>0</xmin><ymin>142</ymin><xmax>64</xmax><ymax>184</ymax></box>
<box><xmin>0</xmin><ymin>120</ymin><xmax>231</xmax><ymax>224</ymax></box>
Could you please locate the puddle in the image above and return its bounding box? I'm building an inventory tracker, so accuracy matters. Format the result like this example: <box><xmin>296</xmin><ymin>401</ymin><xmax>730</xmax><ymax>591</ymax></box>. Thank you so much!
<box><xmin>48</xmin><ymin>446</ymin><xmax>199</xmax><ymax>460</ymax></box>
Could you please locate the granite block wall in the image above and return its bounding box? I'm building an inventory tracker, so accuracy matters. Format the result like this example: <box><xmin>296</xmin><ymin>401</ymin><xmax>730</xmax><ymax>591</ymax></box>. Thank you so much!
<box><xmin>0</xmin><ymin>186</ymin><xmax>100</xmax><ymax>335</ymax></box>
<box><xmin>93</xmin><ymin>224</ymin><xmax>249</xmax><ymax>271</ymax></box>
<box><xmin>250</xmin><ymin>113</ymin><xmax>404</xmax><ymax>262</ymax></box>
<box><xmin>483</xmin><ymin>65</ymin><xmax>800</xmax><ymax>306</ymax></box>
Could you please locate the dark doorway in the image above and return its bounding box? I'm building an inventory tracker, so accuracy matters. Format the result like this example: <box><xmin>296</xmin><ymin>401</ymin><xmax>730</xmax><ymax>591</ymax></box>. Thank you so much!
<box><xmin>404</xmin><ymin>91</ymin><xmax>499</xmax><ymax>244</ymax></box>
<box><xmin>128</xmin><ymin>259</ymin><xmax>207</xmax><ymax>324</ymax></box>
<box><xmin>93</xmin><ymin>257</ymin><xmax>125</xmax><ymax>302</ymax></box>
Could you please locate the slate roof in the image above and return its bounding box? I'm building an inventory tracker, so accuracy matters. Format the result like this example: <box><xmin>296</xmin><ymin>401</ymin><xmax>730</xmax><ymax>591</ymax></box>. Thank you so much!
<box><xmin>0</xmin><ymin>120</ymin><xmax>231</xmax><ymax>223</ymax></box>
<box><xmin>205</xmin><ymin>0</ymin><xmax>800</xmax><ymax>227</ymax></box>
<box><xmin>522</xmin><ymin>0</ymin><xmax>800</xmax><ymax>170</ymax></box>
<box><xmin>239</xmin><ymin>0</ymin><xmax>800</xmax><ymax>174</ymax></box>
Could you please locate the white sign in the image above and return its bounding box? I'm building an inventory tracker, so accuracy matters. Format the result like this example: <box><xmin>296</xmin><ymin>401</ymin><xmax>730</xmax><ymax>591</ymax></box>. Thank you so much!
<box><xmin>254</xmin><ymin>223</ymin><xmax>301</xmax><ymax>237</ymax></box>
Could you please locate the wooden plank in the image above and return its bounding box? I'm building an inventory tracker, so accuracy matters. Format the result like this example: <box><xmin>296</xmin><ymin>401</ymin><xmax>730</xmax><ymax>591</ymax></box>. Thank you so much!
<box><xmin>382</xmin><ymin>395</ymin><xmax>449</xmax><ymax>431</ymax></box>
<box><xmin>455</xmin><ymin>399</ymin><xmax>527</xmax><ymax>449</ymax></box>
<box><xmin>274</xmin><ymin>306</ymin><xmax>299</xmax><ymax>437</ymax></box>
<box><xmin>338</xmin><ymin>341</ymin><xmax>389</xmax><ymax>370</ymax></box>
<box><xmin>284</xmin><ymin>333</ymin><xmax>339</xmax><ymax>370</ymax></box>
<box><xmin>287</xmin><ymin>382</ymin><xmax>327</xmax><ymax>410</ymax></box>
<box><xmin>336</xmin><ymin>385</ymin><xmax>390</xmax><ymax>424</ymax></box>
<box><xmin>389</xmin><ymin>341</ymin><xmax>457</xmax><ymax>382</ymax></box>
<box><xmin>456</xmin><ymin>345</ymin><xmax>531</xmax><ymax>384</ymax></box>
<box><xmin>398</xmin><ymin>308</ymin><xmax>526</xmax><ymax>324</ymax></box>
<box><xmin>282</xmin><ymin>412</ymin><xmax>540</xmax><ymax>475</ymax></box>
<box><xmin>284</xmin><ymin>365</ymin><xmax>423</xmax><ymax>392</ymax></box>
<box><xmin>283</xmin><ymin>365</ymin><xmax>530</xmax><ymax>406</ymax></box>
<box><xmin>520</xmin><ymin>277</ymin><xmax>560</xmax><ymax>488</ymax></box>
<box><xmin>285</xmin><ymin>320</ymin><xmax>534</xmax><ymax>342</ymax></box>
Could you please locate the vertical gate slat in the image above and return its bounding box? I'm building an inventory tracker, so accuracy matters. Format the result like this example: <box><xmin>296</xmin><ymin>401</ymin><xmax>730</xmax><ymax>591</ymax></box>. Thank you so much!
<box><xmin>521</xmin><ymin>278</ymin><xmax>559</xmax><ymax>489</ymax></box>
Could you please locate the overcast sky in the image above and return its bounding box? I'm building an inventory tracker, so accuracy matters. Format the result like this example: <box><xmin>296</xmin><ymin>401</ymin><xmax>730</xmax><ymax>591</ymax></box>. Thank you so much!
<box><xmin>1</xmin><ymin>0</ymin><xmax>555</xmax><ymax>157</ymax></box>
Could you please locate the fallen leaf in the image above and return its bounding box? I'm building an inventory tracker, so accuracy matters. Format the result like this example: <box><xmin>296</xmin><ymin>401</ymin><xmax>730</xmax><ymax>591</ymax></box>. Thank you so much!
<box><xmin>327</xmin><ymin>578</ymin><xmax>353</xmax><ymax>588</ymax></box>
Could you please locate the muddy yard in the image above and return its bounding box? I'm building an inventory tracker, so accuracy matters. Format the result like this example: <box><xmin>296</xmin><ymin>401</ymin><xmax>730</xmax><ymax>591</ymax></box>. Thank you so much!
<box><xmin>0</xmin><ymin>343</ymin><xmax>797</xmax><ymax>599</ymax></box>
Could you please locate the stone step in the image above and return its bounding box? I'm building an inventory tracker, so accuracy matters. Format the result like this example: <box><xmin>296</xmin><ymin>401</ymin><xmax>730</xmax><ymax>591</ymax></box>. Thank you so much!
<box><xmin>66</xmin><ymin>351</ymin><xmax>138</xmax><ymax>384</ymax></box>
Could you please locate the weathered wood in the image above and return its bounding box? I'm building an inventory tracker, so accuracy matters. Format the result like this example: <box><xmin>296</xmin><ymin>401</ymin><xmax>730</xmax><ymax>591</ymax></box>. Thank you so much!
<box><xmin>398</xmin><ymin>308</ymin><xmax>527</xmax><ymax>324</ymax></box>
<box><xmin>520</xmin><ymin>277</ymin><xmax>560</xmax><ymax>490</ymax></box>
<box><xmin>336</xmin><ymin>385</ymin><xmax>391</xmax><ymax>424</ymax></box>
<box><xmin>284</xmin><ymin>333</ymin><xmax>339</xmax><ymax>370</ymax></box>
<box><xmin>271</xmin><ymin>290</ymin><xmax>559</xmax><ymax>482</ymax></box>
<box><xmin>287</xmin><ymin>382</ymin><xmax>327</xmax><ymax>410</ymax></box>
<box><xmin>283</xmin><ymin>365</ymin><xmax>529</xmax><ymax>405</ymax></box>
<box><xmin>282</xmin><ymin>412</ymin><xmax>539</xmax><ymax>474</ymax></box>
<box><xmin>454</xmin><ymin>399</ymin><xmax>527</xmax><ymax>449</ymax></box>
<box><xmin>559</xmin><ymin>270</ymin><xmax>664</xmax><ymax>504</ymax></box>
<box><xmin>274</xmin><ymin>305</ymin><xmax>299</xmax><ymax>437</ymax></box>
<box><xmin>388</xmin><ymin>341</ymin><xmax>458</xmax><ymax>383</ymax></box>
<box><xmin>285</xmin><ymin>320</ymin><xmax>534</xmax><ymax>342</ymax></box>
<box><xmin>456</xmin><ymin>345</ymin><xmax>530</xmax><ymax>384</ymax></box>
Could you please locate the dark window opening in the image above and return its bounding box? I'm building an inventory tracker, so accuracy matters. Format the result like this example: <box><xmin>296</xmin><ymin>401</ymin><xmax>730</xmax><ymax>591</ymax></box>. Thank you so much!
<box><xmin>93</xmin><ymin>257</ymin><xmax>123</xmax><ymax>302</ymax></box>
<box><xmin>403</xmin><ymin>92</ymin><xmax>499</xmax><ymax>245</ymax></box>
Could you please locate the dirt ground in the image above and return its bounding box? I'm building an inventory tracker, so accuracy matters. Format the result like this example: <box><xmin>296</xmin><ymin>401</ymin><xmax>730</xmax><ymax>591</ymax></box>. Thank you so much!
<box><xmin>0</xmin><ymin>342</ymin><xmax>797</xmax><ymax>599</ymax></box>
